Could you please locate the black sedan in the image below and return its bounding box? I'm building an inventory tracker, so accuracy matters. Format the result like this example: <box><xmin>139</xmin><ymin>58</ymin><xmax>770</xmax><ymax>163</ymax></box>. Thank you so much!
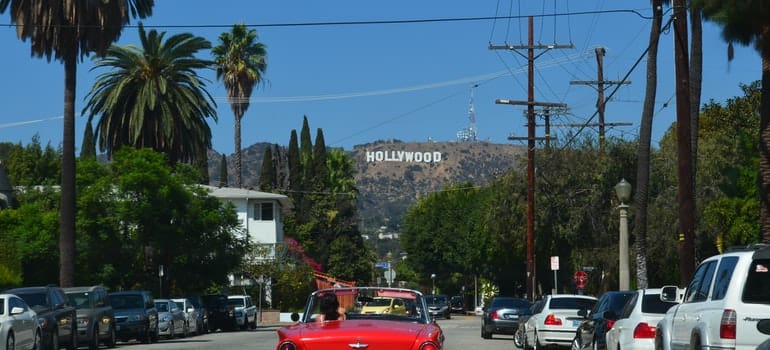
<box><xmin>481</xmin><ymin>297</ymin><xmax>531</xmax><ymax>339</ymax></box>
<box><xmin>572</xmin><ymin>290</ymin><xmax>636</xmax><ymax>350</ymax></box>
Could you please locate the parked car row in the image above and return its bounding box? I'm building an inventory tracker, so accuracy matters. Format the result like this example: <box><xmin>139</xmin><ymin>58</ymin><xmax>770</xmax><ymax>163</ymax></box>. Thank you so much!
<box><xmin>1</xmin><ymin>285</ymin><xmax>260</xmax><ymax>350</ymax></box>
<box><xmin>480</xmin><ymin>244</ymin><xmax>770</xmax><ymax>350</ymax></box>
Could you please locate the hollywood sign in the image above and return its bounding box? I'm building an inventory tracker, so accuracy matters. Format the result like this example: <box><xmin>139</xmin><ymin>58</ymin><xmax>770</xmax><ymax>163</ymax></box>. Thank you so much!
<box><xmin>365</xmin><ymin>150</ymin><xmax>442</xmax><ymax>163</ymax></box>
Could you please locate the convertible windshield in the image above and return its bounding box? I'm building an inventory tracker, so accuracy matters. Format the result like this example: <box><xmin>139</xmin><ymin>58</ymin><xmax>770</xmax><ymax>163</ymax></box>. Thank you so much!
<box><xmin>304</xmin><ymin>288</ymin><xmax>430</xmax><ymax>324</ymax></box>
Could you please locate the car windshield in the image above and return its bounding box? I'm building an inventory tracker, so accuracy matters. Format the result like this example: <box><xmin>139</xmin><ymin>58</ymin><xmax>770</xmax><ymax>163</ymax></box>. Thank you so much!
<box><xmin>155</xmin><ymin>302</ymin><xmax>169</xmax><ymax>312</ymax></box>
<box><xmin>174</xmin><ymin>301</ymin><xmax>184</xmax><ymax>310</ymax></box>
<box><xmin>67</xmin><ymin>292</ymin><xmax>92</xmax><ymax>309</ymax></box>
<box><xmin>15</xmin><ymin>292</ymin><xmax>47</xmax><ymax>309</ymax></box>
<box><xmin>491</xmin><ymin>298</ymin><xmax>530</xmax><ymax>309</ymax></box>
<box><xmin>112</xmin><ymin>295</ymin><xmax>144</xmax><ymax>309</ymax></box>
<box><xmin>426</xmin><ymin>296</ymin><xmax>447</xmax><ymax>304</ymax></box>
<box><xmin>304</xmin><ymin>288</ymin><xmax>429</xmax><ymax>324</ymax></box>
<box><xmin>640</xmin><ymin>294</ymin><xmax>678</xmax><ymax>314</ymax></box>
<box><xmin>228</xmin><ymin>299</ymin><xmax>245</xmax><ymax>307</ymax></box>
<box><xmin>549</xmin><ymin>297</ymin><xmax>596</xmax><ymax>310</ymax></box>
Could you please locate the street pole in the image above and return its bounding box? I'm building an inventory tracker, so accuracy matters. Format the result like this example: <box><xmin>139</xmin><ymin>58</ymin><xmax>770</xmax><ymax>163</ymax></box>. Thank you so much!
<box><xmin>615</xmin><ymin>179</ymin><xmax>632</xmax><ymax>290</ymax></box>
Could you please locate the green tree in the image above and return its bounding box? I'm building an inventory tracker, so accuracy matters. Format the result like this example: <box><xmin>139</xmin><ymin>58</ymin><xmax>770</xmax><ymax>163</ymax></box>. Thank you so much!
<box><xmin>219</xmin><ymin>153</ymin><xmax>228</xmax><ymax>187</ymax></box>
<box><xmin>259</xmin><ymin>146</ymin><xmax>275</xmax><ymax>191</ymax></box>
<box><xmin>312</xmin><ymin>129</ymin><xmax>328</xmax><ymax>192</ymax></box>
<box><xmin>4</xmin><ymin>137</ymin><xmax>60</xmax><ymax>187</ymax></box>
<box><xmin>0</xmin><ymin>0</ymin><xmax>154</xmax><ymax>287</ymax></box>
<box><xmin>81</xmin><ymin>121</ymin><xmax>97</xmax><ymax>159</ymax></box>
<box><xmin>212</xmin><ymin>23</ymin><xmax>268</xmax><ymax>188</ymax></box>
<box><xmin>694</xmin><ymin>0</ymin><xmax>770</xmax><ymax>243</ymax></box>
<box><xmin>82</xmin><ymin>23</ymin><xmax>217</xmax><ymax>167</ymax></box>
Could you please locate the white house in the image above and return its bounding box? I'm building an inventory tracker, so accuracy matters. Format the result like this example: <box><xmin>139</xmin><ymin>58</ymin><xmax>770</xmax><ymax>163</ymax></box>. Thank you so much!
<box><xmin>201</xmin><ymin>185</ymin><xmax>292</xmax><ymax>260</ymax></box>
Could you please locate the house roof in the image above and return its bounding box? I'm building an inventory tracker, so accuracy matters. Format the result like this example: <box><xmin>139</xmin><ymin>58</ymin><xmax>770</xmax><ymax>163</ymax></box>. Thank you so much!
<box><xmin>199</xmin><ymin>185</ymin><xmax>293</xmax><ymax>209</ymax></box>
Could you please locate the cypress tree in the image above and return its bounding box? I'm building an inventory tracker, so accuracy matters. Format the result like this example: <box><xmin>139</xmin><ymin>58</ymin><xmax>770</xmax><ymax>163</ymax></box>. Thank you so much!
<box><xmin>219</xmin><ymin>153</ymin><xmax>228</xmax><ymax>187</ymax></box>
<box><xmin>195</xmin><ymin>148</ymin><xmax>210</xmax><ymax>185</ymax></box>
<box><xmin>312</xmin><ymin>128</ymin><xmax>329</xmax><ymax>191</ymax></box>
<box><xmin>299</xmin><ymin>116</ymin><xmax>313</xmax><ymax>175</ymax></box>
<box><xmin>288</xmin><ymin>130</ymin><xmax>302</xmax><ymax>194</ymax></box>
<box><xmin>80</xmin><ymin>121</ymin><xmax>97</xmax><ymax>159</ymax></box>
<box><xmin>259</xmin><ymin>146</ymin><xmax>275</xmax><ymax>192</ymax></box>
<box><xmin>273</xmin><ymin>144</ymin><xmax>286</xmax><ymax>189</ymax></box>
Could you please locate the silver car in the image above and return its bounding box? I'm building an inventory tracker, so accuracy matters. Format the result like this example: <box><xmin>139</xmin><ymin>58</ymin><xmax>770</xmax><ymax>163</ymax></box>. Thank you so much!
<box><xmin>0</xmin><ymin>293</ymin><xmax>41</xmax><ymax>350</ymax></box>
<box><xmin>154</xmin><ymin>299</ymin><xmax>186</xmax><ymax>339</ymax></box>
<box><xmin>171</xmin><ymin>298</ymin><xmax>198</xmax><ymax>336</ymax></box>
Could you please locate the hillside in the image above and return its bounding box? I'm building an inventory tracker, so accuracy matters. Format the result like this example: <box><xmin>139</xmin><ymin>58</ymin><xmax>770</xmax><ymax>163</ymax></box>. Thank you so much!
<box><xmin>208</xmin><ymin>140</ymin><xmax>525</xmax><ymax>232</ymax></box>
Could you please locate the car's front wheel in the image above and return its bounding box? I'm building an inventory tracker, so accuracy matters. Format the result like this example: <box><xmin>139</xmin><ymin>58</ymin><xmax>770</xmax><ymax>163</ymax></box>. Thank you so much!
<box><xmin>6</xmin><ymin>333</ymin><xmax>14</xmax><ymax>350</ymax></box>
<box><xmin>105</xmin><ymin>325</ymin><xmax>116</xmax><ymax>349</ymax></box>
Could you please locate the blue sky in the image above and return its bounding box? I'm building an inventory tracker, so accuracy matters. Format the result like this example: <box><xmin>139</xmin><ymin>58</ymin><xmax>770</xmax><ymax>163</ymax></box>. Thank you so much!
<box><xmin>0</xmin><ymin>0</ymin><xmax>761</xmax><ymax>156</ymax></box>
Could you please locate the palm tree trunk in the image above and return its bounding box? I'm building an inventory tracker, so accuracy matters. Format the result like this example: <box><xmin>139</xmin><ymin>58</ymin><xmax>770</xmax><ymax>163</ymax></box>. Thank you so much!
<box><xmin>235</xmin><ymin>113</ymin><xmax>243</xmax><ymax>188</ymax></box>
<box><xmin>59</xmin><ymin>52</ymin><xmax>77</xmax><ymax>288</ymax></box>
<box><xmin>634</xmin><ymin>1</ymin><xmax>664</xmax><ymax>289</ymax></box>
<box><xmin>760</xmin><ymin>53</ymin><xmax>770</xmax><ymax>243</ymax></box>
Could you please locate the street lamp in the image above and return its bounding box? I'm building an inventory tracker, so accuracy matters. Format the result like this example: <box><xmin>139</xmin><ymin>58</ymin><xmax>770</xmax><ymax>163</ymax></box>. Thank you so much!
<box><xmin>614</xmin><ymin>179</ymin><xmax>632</xmax><ymax>290</ymax></box>
<box><xmin>430</xmin><ymin>273</ymin><xmax>436</xmax><ymax>295</ymax></box>
<box><xmin>158</xmin><ymin>265</ymin><xmax>164</xmax><ymax>299</ymax></box>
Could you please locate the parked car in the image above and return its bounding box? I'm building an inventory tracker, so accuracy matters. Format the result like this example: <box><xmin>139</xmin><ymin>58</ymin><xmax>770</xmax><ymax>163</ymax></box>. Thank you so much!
<box><xmin>425</xmin><ymin>294</ymin><xmax>451</xmax><ymax>319</ymax></box>
<box><xmin>4</xmin><ymin>286</ymin><xmax>77</xmax><ymax>350</ymax></box>
<box><xmin>154</xmin><ymin>299</ymin><xmax>186</xmax><ymax>338</ymax></box>
<box><xmin>172</xmin><ymin>298</ymin><xmax>198</xmax><ymax>336</ymax></box>
<box><xmin>572</xmin><ymin>290</ymin><xmax>635</xmax><ymax>350</ymax></box>
<box><xmin>605</xmin><ymin>288</ymin><xmax>680</xmax><ymax>350</ymax></box>
<box><xmin>186</xmin><ymin>295</ymin><xmax>209</xmax><ymax>334</ymax></box>
<box><xmin>109</xmin><ymin>290</ymin><xmax>158</xmax><ymax>344</ymax></box>
<box><xmin>227</xmin><ymin>294</ymin><xmax>257</xmax><ymax>330</ymax></box>
<box><xmin>63</xmin><ymin>285</ymin><xmax>116</xmax><ymax>349</ymax></box>
<box><xmin>360</xmin><ymin>297</ymin><xmax>408</xmax><ymax>315</ymax></box>
<box><xmin>656</xmin><ymin>244</ymin><xmax>770</xmax><ymax>350</ymax></box>
<box><xmin>0</xmin><ymin>293</ymin><xmax>41</xmax><ymax>350</ymax></box>
<box><xmin>523</xmin><ymin>294</ymin><xmax>597</xmax><ymax>350</ymax></box>
<box><xmin>450</xmin><ymin>295</ymin><xmax>464</xmax><ymax>314</ymax></box>
<box><xmin>276</xmin><ymin>287</ymin><xmax>444</xmax><ymax>350</ymax></box>
<box><xmin>201</xmin><ymin>294</ymin><xmax>236</xmax><ymax>332</ymax></box>
<box><xmin>515</xmin><ymin>299</ymin><xmax>545</xmax><ymax>348</ymax></box>
<box><xmin>481</xmin><ymin>296</ymin><xmax>531</xmax><ymax>339</ymax></box>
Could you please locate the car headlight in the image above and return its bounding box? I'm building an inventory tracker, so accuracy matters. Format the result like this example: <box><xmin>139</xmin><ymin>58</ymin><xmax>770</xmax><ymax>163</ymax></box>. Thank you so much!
<box><xmin>278</xmin><ymin>341</ymin><xmax>297</xmax><ymax>350</ymax></box>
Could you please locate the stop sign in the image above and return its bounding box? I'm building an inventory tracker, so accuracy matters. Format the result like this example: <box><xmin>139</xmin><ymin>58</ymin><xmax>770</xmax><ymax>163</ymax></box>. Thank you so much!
<box><xmin>574</xmin><ymin>271</ymin><xmax>588</xmax><ymax>289</ymax></box>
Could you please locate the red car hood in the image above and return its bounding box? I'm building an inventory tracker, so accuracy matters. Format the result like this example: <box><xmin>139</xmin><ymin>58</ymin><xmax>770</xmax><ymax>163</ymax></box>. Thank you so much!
<box><xmin>278</xmin><ymin>319</ymin><xmax>441</xmax><ymax>350</ymax></box>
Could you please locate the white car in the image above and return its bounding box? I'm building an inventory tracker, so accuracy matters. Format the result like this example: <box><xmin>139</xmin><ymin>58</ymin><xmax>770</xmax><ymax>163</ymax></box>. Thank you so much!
<box><xmin>605</xmin><ymin>288</ymin><xmax>680</xmax><ymax>350</ymax></box>
<box><xmin>227</xmin><ymin>295</ymin><xmax>256</xmax><ymax>330</ymax></box>
<box><xmin>655</xmin><ymin>244</ymin><xmax>770</xmax><ymax>350</ymax></box>
<box><xmin>0</xmin><ymin>293</ymin><xmax>41</xmax><ymax>350</ymax></box>
<box><xmin>172</xmin><ymin>298</ymin><xmax>198</xmax><ymax>336</ymax></box>
<box><xmin>524</xmin><ymin>294</ymin><xmax>597</xmax><ymax>349</ymax></box>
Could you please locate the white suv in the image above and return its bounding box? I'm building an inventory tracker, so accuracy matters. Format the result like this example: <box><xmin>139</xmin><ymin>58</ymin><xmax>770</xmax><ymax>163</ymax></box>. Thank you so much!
<box><xmin>227</xmin><ymin>295</ymin><xmax>257</xmax><ymax>330</ymax></box>
<box><xmin>655</xmin><ymin>244</ymin><xmax>770</xmax><ymax>350</ymax></box>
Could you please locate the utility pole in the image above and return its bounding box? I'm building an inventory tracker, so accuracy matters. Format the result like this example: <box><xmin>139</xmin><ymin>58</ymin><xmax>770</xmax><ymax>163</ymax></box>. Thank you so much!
<box><xmin>490</xmin><ymin>16</ymin><xmax>571</xmax><ymax>301</ymax></box>
<box><xmin>570</xmin><ymin>47</ymin><xmax>631</xmax><ymax>151</ymax></box>
<box><xmin>673</xmin><ymin>0</ymin><xmax>695</xmax><ymax>285</ymax></box>
<box><xmin>515</xmin><ymin>106</ymin><xmax>569</xmax><ymax>149</ymax></box>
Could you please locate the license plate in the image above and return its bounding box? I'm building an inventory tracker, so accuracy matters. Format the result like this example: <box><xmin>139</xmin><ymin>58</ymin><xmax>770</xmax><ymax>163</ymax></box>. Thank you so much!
<box><xmin>572</xmin><ymin>320</ymin><xmax>581</xmax><ymax>327</ymax></box>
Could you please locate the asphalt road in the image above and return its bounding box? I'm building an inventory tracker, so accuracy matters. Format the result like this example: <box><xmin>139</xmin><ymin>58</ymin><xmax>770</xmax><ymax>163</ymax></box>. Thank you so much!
<box><xmin>105</xmin><ymin>314</ymin><xmax>517</xmax><ymax>350</ymax></box>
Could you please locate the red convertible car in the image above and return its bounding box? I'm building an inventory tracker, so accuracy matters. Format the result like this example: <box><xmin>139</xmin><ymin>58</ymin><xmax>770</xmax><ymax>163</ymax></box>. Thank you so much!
<box><xmin>276</xmin><ymin>287</ymin><xmax>444</xmax><ymax>350</ymax></box>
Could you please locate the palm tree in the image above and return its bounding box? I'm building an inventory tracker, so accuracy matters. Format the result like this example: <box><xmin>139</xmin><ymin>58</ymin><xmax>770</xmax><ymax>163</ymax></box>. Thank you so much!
<box><xmin>0</xmin><ymin>0</ymin><xmax>154</xmax><ymax>287</ymax></box>
<box><xmin>82</xmin><ymin>24</ymin><xmax>217</xmax><ymax>166</ymax></box>
<box><xmin>212</xmin><ymin>23</ymin><xmax>268</xmax><ymax>188</ymax></box>
<box><xmin>694</xmin><ymin>0</ymin><xmax>770</xmax><ymax>242</ymax></box>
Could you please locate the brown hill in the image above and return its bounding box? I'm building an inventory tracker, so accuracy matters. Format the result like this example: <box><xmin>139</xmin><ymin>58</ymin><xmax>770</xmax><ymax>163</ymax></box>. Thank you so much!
<box><xmin>209</xmin><ymin>140</ymin><xmax>525</xmax><ymax>232</ymax></box>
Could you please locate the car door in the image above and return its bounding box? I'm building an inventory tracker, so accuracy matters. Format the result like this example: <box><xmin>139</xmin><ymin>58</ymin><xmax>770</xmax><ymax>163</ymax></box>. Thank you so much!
<box><xmin>578</xmin><ymin>294</ymin><xmax>607</xmax><ymax>348</ymax></box>
<box><xmin>525</xmin><ymin>296</ymin><xmax>548</xmax><ymax>341</ymax></box>
<box><xmin>10</xmin><ymin>296</ymin><xmax>35</xmax><ymax>349</ymax></box>
<box><xmin>671</xmin><ymin>260</ymin><xmax>717</xmax><ymax>349</ymax></box>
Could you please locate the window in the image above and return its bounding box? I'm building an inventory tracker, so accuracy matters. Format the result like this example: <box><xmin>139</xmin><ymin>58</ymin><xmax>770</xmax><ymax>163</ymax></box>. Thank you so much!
<box><xmin>254</xmin><ymin>202</ymin><xmax>274</xmax><ymax>221</ymax></box>
<box><xmin>712</xmin><ymin>257</ymin><xmax>738</xmax><ymax>300</ymax></box>
<box><xmin>685</xmin><ymin>260</ymin><xmax>717</xmax><ymax>303</ymax></box>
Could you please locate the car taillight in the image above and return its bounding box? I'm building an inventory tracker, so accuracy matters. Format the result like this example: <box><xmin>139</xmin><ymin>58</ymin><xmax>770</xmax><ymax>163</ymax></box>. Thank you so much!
<box><xmin>419</xmin><ymin>342</ymin><xmax>439</xmax><ymax>350</ymax></box>
<box><xmin>720</xmin><ymin>309</ymin><xmax>736</xmax><ymax>339</ymax></box>
<box><xmin>277</xmin><ymin>341</ymin><xmax>297</xmax><ymax>350</ymax></box>
<box><xmin>490</xmin><ymin>311</ymin><xmax>499</xmax><ymax>320</ymax></box>
<box><xmin>633</xmin><ymin>322</ymin><xmax>656</xmax><ymax>339</ymax></box>
<box><xmin>544</xmin><ymin>314</ymin><xmax>562</xmax><ymax>326</ymax></box>
<box><xmin>606</xmin><ymin>320</ymin><xmax>615</xmax><ymax>330</ymax></box>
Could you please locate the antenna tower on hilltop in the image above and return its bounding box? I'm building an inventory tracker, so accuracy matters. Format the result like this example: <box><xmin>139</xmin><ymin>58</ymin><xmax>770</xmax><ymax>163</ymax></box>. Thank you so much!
<box><xmin>456</xmin><ymin>84</ymin><xmax>479</xmax><ymax>142</ymax></box>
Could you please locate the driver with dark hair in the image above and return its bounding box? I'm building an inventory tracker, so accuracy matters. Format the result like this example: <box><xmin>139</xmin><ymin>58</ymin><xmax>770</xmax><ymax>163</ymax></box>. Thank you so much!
<box><xmin>317</xmin><ymin>293</ymin><xmax>346</xmax><ymax>322</ymax></box>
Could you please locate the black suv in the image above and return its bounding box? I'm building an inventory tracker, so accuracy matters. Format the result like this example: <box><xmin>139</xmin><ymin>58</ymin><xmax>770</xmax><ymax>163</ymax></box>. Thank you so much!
<box><xmin>572</xmin><ymin>290</ymin><xmax>636</xmax><ymax>350</ymax></box>
<box><xmin>4</xmin><ymin>285</ymin><xmax>78</xmax><ymax>350</ymax></box>
<box><xmin>109</xmin><ymin>290</ymin><xmax>158</xmax><ymax>343</ymax></box>
<box><xmin>201</xmin><ymin>294</ymin><xmax>237</xmax><ymax>332</ymax></box>
<box><xmin>64</xmin><ymin>285</ymin><xmax>116</xmax><ymax>349</ymax></box>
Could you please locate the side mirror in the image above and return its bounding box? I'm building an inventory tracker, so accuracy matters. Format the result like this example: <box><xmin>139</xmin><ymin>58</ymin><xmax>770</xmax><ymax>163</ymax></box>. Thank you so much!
<box><xmin>577</xmin><ymin>309</ymin><xmax>588</xmax><ymax>318</ymax></box>
<box><xmin>290</xmin><ymin>312</ymin><xmax>300</xmax><ymax>322</ymax></box>
<box><xmin>660</xmin><ymin>285</ymin><xmax>681</xmax><ymax>303</ymax></box>
<box><xmin>10</xmin><ymin>306</ymin><xmax>25</xmax><ymax>315</ymax></box>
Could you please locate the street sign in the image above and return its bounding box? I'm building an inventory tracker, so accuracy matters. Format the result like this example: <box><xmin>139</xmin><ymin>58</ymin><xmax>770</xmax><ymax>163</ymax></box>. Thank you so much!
<box><xmin>375</xmin><ymin>262</ymin><xmax>390</xmax><ymax>269</ymax></box>
<box><xmin>574</xmin><ymin>271</ymin><xmax>588</xmax><ymax>289</ymax></box>
<box><xmin>550</xmin><ymin>256</ymin><xmax>559</xmax><ymax>270</ymax></box>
